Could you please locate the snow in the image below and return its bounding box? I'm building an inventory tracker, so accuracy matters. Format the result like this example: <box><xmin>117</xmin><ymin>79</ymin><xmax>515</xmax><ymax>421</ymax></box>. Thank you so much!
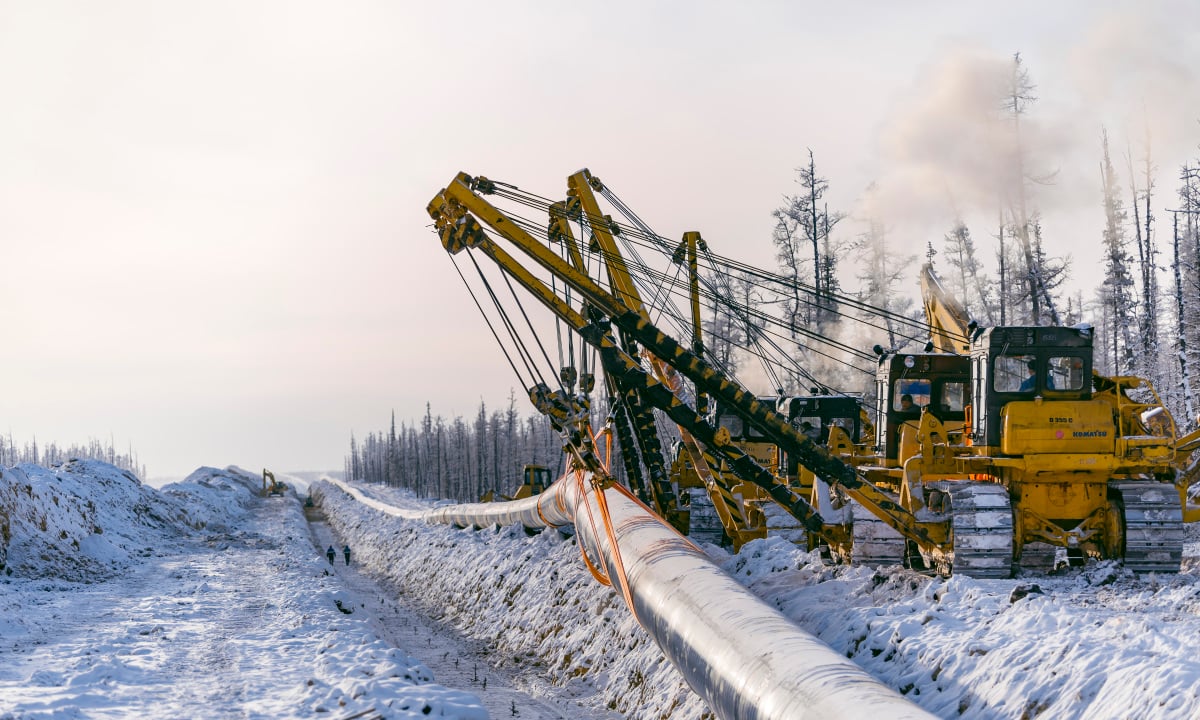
<box><xmin>0</xmin><ymin>462</ymin><xmax>487</xmax><ymax>719</ymax></box>
<box><xmin>5</xmin><ymin>460</ymin><xmax>1200</xmax><ymax>719</ymax></box>
<box><xmin>316</xmin><ymin>480</ymin><xmax>1200</xmax><ymax>720</ymax></box>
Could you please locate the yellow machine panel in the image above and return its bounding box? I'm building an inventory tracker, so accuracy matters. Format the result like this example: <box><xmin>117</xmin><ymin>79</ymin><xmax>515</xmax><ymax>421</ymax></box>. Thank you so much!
<box><xmin>1000</xmin><ymin>401</ymin><xmax>1115</xmax><ymax>455</ymax></box>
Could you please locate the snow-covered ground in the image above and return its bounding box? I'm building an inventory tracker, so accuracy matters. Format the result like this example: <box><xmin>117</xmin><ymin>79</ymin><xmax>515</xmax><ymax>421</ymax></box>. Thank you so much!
<box><xmin>0</xmin><ymin>462</ymin><xmax>489</xmax><ymax>719</ymax></box>
<box><xmin>4</xmin><ymin>460</ymin><xmax>1200</xmax><ymax>719</ymax></box>
<box><xmin>316</xmin><ymin>479</ymin><xmax>1200</xmax><ymax>720</ymax></box>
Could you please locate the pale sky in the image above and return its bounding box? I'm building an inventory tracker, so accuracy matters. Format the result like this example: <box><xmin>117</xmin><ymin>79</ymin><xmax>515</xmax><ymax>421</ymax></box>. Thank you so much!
<box><xmin>2</xmin><ymin>1</ymin><xmax>1197</xmax><ymax>479</ymax></box>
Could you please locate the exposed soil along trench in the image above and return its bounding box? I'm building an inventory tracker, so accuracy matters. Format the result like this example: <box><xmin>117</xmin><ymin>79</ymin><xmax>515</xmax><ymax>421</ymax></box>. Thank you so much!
<box><xmin>306</xmin><ymin>511</ymin><xmax>620</xmax><ymax>720</ymax></box>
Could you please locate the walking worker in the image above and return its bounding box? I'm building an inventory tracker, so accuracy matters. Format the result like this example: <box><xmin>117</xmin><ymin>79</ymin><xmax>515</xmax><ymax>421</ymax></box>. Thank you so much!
<box><xmin>343</xmin><ymin>545</ymin><xmax>351</xmax><ymax>566</ymax></box>
<box><xmin>326</xmin><ymin>545</ymin><xmax>335</xmax><ymax>565</ymax></box>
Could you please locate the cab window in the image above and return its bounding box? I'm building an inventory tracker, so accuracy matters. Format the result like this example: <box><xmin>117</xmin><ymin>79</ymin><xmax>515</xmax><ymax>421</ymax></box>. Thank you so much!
<box><xmin>1048</xmin><ymin>356</ymin><xmax>1085</xmax><ymax>391</ymax></box>
<box><xmin>743</xmin><ymin>421</ymin><xmax>769</xmax><ymax>441</ymax></box>
<box><xmin>994</xmin><ymin>354</ymin><xmax>1036</xmax><ymax>393</ymax></box>
<box><xmin>717</xmin><ymin>414</ymin><xmax>743</xmax><ymax>438</ymax></box>
<box><xmin>938</xmin><ymin>382</ymin><xmax>966</xmax><ymax>412</ymax></box>
<box><xmin>792</xmin><ymin>415</ymin><xmax>822</xmax><ymax>438</ymax></box>
<box><xmin>892</xmin><ymin>380</ymin><xmax>930</xmax><ymax>411</ymax></box>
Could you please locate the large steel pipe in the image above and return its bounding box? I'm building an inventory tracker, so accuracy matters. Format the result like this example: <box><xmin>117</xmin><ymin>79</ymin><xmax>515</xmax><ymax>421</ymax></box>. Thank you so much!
<box><xmin>421</xmin><ymin>482</ymin><xmax>573</xmax><ymax>529</ymax></box>
<box><xmin>416</xmin><ymin>473</ymin><xmax>933</xmax><ymax>720</ymax></box>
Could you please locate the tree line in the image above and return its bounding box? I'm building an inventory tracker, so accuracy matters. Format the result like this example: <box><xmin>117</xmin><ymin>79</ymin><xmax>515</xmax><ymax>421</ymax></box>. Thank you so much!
<box><xmin>345</xmin><ymin>396</ymin><xmax>566</xmax><ymax>501</ymax></box>
<box><xmin>0</xmin><ymin>434</ymin><xmax>146</xmax><ymax>479</ymax></box>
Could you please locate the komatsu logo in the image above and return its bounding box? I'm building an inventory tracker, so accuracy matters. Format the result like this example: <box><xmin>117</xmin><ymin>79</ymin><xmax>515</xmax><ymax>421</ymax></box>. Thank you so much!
<box><xmin>1073</xmin><ymin>430</ymin><xmax>1108</xmax><ymax>438</ymax></box>
<box><xmin>1048</xmin><ymin>417</ymin><xmax>1073</xmax><ymax>423</ymax></box>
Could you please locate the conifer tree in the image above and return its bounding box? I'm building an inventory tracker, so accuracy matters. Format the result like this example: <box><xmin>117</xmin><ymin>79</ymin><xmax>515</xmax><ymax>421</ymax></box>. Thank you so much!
<box><xmin>1099</xmin><ymin>129</ymin><xmax>1137</xmax><ymax>375</ymax></box>
<box><xmin>942</xmin><ymin>221</ymin><xmax>995</xmax><ymax>324</ymax></box>
<box><xmin>773</xmin><ymin>149</ymin><xmax>844</xmax><ymax>333</ymax></box>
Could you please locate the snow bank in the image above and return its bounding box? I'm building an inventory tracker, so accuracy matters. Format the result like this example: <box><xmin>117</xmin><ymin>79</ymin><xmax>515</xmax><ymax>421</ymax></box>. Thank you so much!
<box><xmin>0</xmin><ymin>459</ymin><xmax>199</xmax><ymax>581</ymax></box>
<box><xmin>321</xmin><ymin>480</ymin><xmax>1200</xmax><ymax>720</ymax></box>
<box><xmin>0</xmin><ymin>462</ymin><xmax>487</xmax><ymax>720</ymax></box>
<box><xmin>12</xmin><ymin>461</ymin><xmax>1199</xmax><ymax>719</ymax></box>
<box><xmin>719</xmin><ymin>535</ymin><xmax>1200</xmax><ymax>719</ymax></box>
<box><xmin>158</xmin><ymin>464</ymin><xmax>263</xmax><ymax>532</ymax></box>
<box><xmin>311</xmin><ymin>480</ymin><xmax>705</xmax><ymax>718</ymax></box>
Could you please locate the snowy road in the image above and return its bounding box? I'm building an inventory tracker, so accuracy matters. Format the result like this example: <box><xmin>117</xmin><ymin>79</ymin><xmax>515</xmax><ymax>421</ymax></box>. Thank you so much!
<box><xmin>0</xmin><ymin>464</ymin><xmax>489</xmax><ymax>719</ymax></box>
<box><xmin>307</xmin><ymin>513</ymin><xmax>621</xmax><ymax>720</ymax></box>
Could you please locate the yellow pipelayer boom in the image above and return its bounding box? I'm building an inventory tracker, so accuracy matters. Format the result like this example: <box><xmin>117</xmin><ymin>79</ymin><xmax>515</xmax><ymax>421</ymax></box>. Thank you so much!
<box><xmin>427</xmin><ymin>170</ymin><xmax>1200</xmax><ymax>577</ymax></box>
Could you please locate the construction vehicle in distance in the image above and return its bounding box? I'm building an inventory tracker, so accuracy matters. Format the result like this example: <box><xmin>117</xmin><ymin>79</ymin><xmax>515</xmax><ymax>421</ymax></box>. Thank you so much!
<box><xmin>262</xmin><ymin>469</ymin><xmax>287</xmax><ymax>497</ymax></box>
<box><xmin>427</xmin><ymin>168</ymin><xmax>1200</xmax><ymax>577</ymax></box>
<box><xmin>481</xmin><ymin>464</ymin><xmax>552</xmax><ymax>502</ymax></box>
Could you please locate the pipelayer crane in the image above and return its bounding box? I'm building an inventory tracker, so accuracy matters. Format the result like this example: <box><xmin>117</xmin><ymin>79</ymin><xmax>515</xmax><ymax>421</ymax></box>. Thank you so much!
<box><xmin>427</xmin><ymin>168</ymin><xmax>1200</xmax><ymax>577</ymax></box>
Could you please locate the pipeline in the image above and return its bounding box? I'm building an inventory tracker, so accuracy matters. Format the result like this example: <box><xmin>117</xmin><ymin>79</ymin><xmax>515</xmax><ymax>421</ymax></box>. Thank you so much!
<box><xmin>421</xmin><ymin>473</ymin><xmax>934</xmax><ymax>720</ymax></box>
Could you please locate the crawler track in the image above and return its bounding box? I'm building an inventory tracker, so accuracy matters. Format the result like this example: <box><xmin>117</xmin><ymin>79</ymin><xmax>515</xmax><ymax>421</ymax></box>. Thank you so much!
<box><xmin>1017</xmin><ymin>542</ymin><xmax>1058</xmax><ymax>573</ymax></box>
<box><xmin>1111</xmin><ymin>481</ymin><xmax>1183</xmax><ymax>573</ymax></box>
<box><xmin>850</xmin><ymin>500</ymin><xmax>906</xmax><ymax>567</ymax></box>
<box><xmin>949</xmin><ymin>483</ymin><xmax>1014</xmax><ymax>578</ymax></box>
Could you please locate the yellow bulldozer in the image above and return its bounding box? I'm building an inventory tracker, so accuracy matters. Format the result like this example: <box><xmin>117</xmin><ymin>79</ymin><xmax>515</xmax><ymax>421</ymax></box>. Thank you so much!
<box><xmin>811</xmin><ymin>264</ymin><xmax>1200</xmax><ymax>574</ymax></box>
<box><xmin>481</xmin><ymin>464</ymin><xmax>552</xmax><ymax>502</ymax></box>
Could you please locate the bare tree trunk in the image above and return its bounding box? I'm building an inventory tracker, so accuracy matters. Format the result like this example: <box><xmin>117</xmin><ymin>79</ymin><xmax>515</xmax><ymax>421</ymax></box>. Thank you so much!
<box><xmin>1172</xmin><ymin>212</ymin><xmax>1196</xmax><ymax>424</ymax></box>
<box><xmin>1142</xmin><ymin>139</ymin><xmax>1159</xmax><ymax>362</ymax></box>
<box><xmin>998</xmin><ymin>219</ymin><xmax>1007</xmax><ymax>326</ymax></box>
<box><xmin>808</xmin><ymin>150</ymin><xmax>821</xmax><ymax>305</ymax></box>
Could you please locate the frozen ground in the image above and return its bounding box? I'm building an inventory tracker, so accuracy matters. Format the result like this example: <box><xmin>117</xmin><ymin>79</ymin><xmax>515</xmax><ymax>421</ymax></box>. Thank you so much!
<box><xmin>307</xmin><ymin>513</ymin><xmax>621</xmax><ymax>719</ymax></box>
<box><xmin>1</xmin><ymin>462</ymin><xmax>526</xmax><ymax>719</ymax></box>
<box><xmin>4</xmin><ymin>460</ymin><xmax>1200</xmax><ymax>719</ymax></box>
<box><xmin>319</xmin><ymin>479</ymin><xmax>1200</xmax><ymax>720</ymax></box>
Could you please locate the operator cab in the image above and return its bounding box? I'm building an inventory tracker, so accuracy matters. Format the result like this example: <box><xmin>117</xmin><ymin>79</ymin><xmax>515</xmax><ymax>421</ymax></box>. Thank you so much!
<box><xmin>522</xmin><ymin>464</ymin><xmax>551</xmax><ymax>494</ymax></box>
<box><xmin>776</xmin><ymin>394</ymin><xmax>864</xmax><ymax>476</ymax></box>
<box><xmin>874</xmin><ymin>352</ymin><xmax>971</xmax><ymax>463</ymax></box>
<box><xmin>969</xmin><ymin>325</ymin><xmax>1093</xmax><ymax>450</ymax></box>
<box><xmin>777</xmin><ymin>395</ymin><xmax>864</xmax><ymax>443</ymax></box>
<box><xmin>707</xmin><ymin>397</ymin><xmax>778</xmax><ymax>469</ymax></box>
<box><xmin>709</xmin><ymin>398</ymin><xmax>773</xmax><ymax>443</ymax></box>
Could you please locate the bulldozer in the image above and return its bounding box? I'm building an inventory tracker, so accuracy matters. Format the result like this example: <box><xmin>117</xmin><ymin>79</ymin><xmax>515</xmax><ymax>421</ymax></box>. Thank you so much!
<box><xmin>481</xmin><ymin>464</ymin><xmax>552</xmax><ymax>502</ymax></box>
<box><xmin>819</xmin><ymin>264</ymin><xmax>1200</xmax><ymax>574</ymax></box>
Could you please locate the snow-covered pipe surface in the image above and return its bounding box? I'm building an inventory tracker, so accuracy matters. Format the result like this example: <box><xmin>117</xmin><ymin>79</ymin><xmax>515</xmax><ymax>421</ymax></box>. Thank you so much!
<box><xmin>420</xmin><ymin>473</ymin><xmax>934</xmax><ymax>720</ymax></box>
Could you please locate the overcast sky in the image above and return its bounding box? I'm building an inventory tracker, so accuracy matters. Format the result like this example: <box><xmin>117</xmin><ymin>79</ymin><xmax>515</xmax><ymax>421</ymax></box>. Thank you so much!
<box><xmin>2</xmin><ymin>1</ymin><xmax>1197</xmax><ymax>479</ymax></box>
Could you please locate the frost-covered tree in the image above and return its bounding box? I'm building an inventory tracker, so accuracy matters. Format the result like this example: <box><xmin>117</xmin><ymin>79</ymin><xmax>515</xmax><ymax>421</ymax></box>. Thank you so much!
<box><xmin>474</xmin><ymin>400</ymin><xmax>489</xmax><ymax>497</ymax></box>
<box><xmin>386</xmin><ymin>412</ymin><xmax>397</xmax><ymax>485</ymax></box>
<box><xmin>1002</xmin><ymin>53</ymin><xmax>1066</xmax><ymax>325</ymax></box>
<box><xmin>773</xmin><ymin>149</ymin><xmax>844</xmax><ymax>332</ymax></box>
<box><xmin>942</xmin><ymin>221</ymin><xmax>995</xmax><ymax>324</ymax></box>
<box><xmin>855</xmin><ymin>214</ymin><xmax>916</xmax><ymax>350</ymax></box>
<box><xmin>702</xmin><ymin>268</ymin><xmax>752</xmax><ymax>378</ymax></box>
<box><xmin>1169</xmin><ymin>164</ymin><xmax>1200</xmax><ymax>427</ymax></box>
<box><xmin>1098</xmin><ymin>128</ymin><xmax>1137</xmax><ymax>375</ymax></box>
<box><xmin>1128</xmin><ymin>134</ymin><xmax>1161</xmax><ymax>369</ymax></box>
